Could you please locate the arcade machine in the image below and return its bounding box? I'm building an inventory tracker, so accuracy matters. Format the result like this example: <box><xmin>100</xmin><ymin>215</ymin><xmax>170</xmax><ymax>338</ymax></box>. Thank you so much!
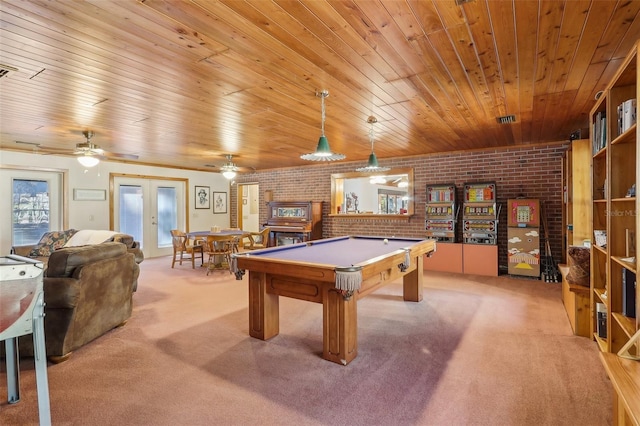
<box><xmin>507</xmin><ymin>199</ymin><xmax>541</xmax><ymax>277</ymax></box>
<box><xmin>462</xmin><ymin>182</ymin><xmax>499</xmax><ymax>275</ymax></box>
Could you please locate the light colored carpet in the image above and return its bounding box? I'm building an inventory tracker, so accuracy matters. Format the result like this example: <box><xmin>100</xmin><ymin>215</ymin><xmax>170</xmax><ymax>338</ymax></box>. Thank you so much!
<box><xmin>1</xmin><ymin>257</ymin><xmax>612</xmax><ymax>425</ymax></box>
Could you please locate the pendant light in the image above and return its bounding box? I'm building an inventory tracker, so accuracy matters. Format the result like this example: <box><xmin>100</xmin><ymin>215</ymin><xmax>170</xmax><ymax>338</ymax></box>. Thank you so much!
<box><xmin>356</xmin><ymin>116</ymin><xmax>389</xmax><ymax>172</ymax></box>
<box><xmin>300</xmin><ymin>90</ymin><xmax>345</xmax><ymax>161</ymax></box>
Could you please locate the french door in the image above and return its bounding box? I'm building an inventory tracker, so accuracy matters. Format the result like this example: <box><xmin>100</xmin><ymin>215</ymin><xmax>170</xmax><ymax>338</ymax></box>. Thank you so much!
<box><xmin>112</xmin><ymin>176</ymin><xmax>186</xmax><ymax>258</ymax></box>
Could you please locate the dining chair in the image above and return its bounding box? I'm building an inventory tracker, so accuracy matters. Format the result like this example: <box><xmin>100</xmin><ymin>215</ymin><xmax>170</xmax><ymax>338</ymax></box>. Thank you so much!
<box><xmin>204</xmin><ymin>234</ymin><xmax>235</xmax><ymax>274</ymax></box>
<box><xmin>243</xmin><ymin>227</ymin><xmax>270</xmax><ymax>250</ymax></box>
<box><xmin>170</xmin><ymin>230</ymin><xmax>204</xmax><ymax>268</ymax></box>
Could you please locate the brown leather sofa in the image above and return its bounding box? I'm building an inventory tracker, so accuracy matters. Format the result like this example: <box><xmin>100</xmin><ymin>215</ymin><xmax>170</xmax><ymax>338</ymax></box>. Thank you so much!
<box><xmin>9</xmin><ymin>240</ymin><xmax>142</xmax><ymax>362</ymax></box>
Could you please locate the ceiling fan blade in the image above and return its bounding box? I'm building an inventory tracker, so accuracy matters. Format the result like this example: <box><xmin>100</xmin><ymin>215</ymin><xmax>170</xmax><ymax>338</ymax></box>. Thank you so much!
<box><xmin>100</xmin><ymin>152</ymin><xmax>139</xmax><ymax>160</ymax></box>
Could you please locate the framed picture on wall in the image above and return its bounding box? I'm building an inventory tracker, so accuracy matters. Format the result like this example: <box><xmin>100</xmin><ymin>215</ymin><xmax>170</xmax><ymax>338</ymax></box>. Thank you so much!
<box><xmin>213</xmin><ymin>192</ymin><xmax>227</xmax><ymax>214</ymax></box>
<box><xmin>195</xmin><ymin>186</ymin><xmax>210</xmax><ymax>209</ymax></box>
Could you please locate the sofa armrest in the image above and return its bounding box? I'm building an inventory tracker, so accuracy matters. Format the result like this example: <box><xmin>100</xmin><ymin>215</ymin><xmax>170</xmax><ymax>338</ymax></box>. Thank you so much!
<box><xmin>11</xmin><ymin>245</ymin><xmax>36</xmax><ymax>257</ymax></box>
<box><xmin>128</xmin><ymin>245</ymin><xmax>144</xmax><ymax>264</ymax></box>
<box><xmin>111</xmin><ymin>233</ymin><xmax>135</xmax><ymax>248</ymax></box>
<box><xmin>43</xmin><ymin>277</ymin><xmax>82</xmax><ymax>309</ymax></box>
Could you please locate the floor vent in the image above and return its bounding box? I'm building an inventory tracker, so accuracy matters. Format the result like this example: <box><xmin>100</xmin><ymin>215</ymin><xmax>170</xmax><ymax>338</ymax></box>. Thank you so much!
<box><xmin>497</xmin><ymin>115</ymin><xmax>516</xmax><ymax>124</ymax></box>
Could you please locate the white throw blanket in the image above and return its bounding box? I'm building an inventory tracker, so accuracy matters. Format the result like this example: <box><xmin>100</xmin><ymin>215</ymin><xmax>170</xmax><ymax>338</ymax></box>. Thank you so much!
<box><xmin>63</xmin><ymin>230</ymin><xmax>121</xmax><ymax>247</ymax></box>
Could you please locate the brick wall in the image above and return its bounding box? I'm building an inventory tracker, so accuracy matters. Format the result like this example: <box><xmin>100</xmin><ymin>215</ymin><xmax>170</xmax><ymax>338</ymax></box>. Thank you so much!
<box><xmin>232</xmin><ymin>142</ymin><xmax>569</xmax><ymax>274</ymax></box>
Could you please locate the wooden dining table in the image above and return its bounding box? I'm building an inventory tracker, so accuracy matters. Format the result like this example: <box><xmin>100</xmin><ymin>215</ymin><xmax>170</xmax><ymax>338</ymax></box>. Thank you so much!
<box><xmin>188</xmin><ymin>229</ymin><xmax>251</xmax><ymax>250</ymax></box>
<box><xmin>187</xmin><ymin>230</ymin><xmax>251</xmax><ymax>269</ymax></box>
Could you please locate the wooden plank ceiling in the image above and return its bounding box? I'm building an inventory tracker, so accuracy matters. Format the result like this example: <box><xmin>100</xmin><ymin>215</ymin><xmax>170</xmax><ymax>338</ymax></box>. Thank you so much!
<box><xmin>1</xmin><ymin>0</ymin><xmax>639</xmax><ymax>172</ymax></box>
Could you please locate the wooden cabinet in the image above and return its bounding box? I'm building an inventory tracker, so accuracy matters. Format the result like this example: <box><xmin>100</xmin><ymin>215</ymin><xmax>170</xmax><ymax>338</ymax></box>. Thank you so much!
<box><xmin>590</xmin><ymin>40</ymin><xmax>638</xmax><ymax>355</ymax></box>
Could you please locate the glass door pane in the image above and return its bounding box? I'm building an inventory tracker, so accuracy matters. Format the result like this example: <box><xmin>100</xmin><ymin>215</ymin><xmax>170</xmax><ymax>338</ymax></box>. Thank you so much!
<box><xmin>12</xmin><ymin>179</ymin><xmax>50</xmax><ymax>245</ymax></box>
<box><xmin>119</xmin><ymin>185</ymin><xmax>143</xmax><ymax>247</ymax></box>
<box><xmin>156</xmin><ymin>186</ymin><xmax>177</xmax><ymax>248</ymax></box>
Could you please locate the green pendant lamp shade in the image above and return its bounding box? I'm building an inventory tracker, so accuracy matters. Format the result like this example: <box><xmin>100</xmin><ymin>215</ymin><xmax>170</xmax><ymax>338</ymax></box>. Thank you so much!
<box><xmin>301</xmin><ymin>90</ymin><xmax>345</xmax><ymax>161</ymax></box>
<box><xmin>356</xmin><ymin>116</ymin><xmax>389</xmax><ymax>172</ymax></box>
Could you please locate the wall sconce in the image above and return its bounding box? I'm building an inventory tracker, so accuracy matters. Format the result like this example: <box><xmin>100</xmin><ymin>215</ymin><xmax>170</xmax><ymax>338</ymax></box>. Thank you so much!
<box><xmin>264</xmin><ymin>190</ymin><xmax>273</xmax><ymax>203</ymax></box>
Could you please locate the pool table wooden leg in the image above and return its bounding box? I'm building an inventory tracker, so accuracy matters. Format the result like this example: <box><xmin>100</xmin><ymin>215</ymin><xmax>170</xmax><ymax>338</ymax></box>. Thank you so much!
<box><xmin>322</xmin><ymin>287</ymin><xmax>357</xmax><ymax>365</ymax></box>
<box><xmin>248</xmin><ymin>271</ymin><xmax>279</xmax><ymax>340</ymax></box>
<box><xmin>403</xmin><ymin>255</ymin><xmax>424</xmax><ymax>302</ymax></box>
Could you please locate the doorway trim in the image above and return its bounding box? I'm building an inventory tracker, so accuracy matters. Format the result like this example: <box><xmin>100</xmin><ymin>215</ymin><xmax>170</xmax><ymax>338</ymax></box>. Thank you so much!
<box><xmin>236</xmin><ymin>182</ymin><xmax>259</xmax><ymax>231</ymax></box>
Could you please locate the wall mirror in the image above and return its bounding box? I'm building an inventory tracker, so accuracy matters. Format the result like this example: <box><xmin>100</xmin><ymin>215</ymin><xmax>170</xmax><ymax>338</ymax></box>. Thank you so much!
<box><xmin>330</xmin><ymin>168</ymin><xmax>414</xmax><ymax>217</ymax></box>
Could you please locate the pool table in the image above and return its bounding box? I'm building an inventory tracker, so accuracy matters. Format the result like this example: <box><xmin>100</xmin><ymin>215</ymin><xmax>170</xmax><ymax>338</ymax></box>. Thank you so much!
<box><xmin>232</xmin><ymin>236</ymin><xmax>436</xmax><ymax>365</ymax></box>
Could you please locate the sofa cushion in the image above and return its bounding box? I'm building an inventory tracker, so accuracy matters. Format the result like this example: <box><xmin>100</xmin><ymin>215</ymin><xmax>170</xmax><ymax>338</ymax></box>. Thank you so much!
<box><xmin>28</xmin><ymin>229</ymin><xmax>78</xmax><ymax>257</ymax></box>
<box><xmin>566</xmin><ymin>245</ymin><xmax>590</xmax><ymax>287</ymax></box>
<box><xmin>63</xmin><ymin>229</ymin><xmax>121</xmax><ymax>247</ymax></box>
<box><xmin>46</xmin><ymin>242</ymin><xmax>127</xmax><ymax>278</ymax></box>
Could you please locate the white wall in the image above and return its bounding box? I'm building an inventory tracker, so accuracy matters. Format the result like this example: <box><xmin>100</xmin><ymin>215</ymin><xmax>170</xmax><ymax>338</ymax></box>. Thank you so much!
<box><xmin>0</xmin><ymin>150</ymin><xmax>231</xmax><ymax>254</ymax></box>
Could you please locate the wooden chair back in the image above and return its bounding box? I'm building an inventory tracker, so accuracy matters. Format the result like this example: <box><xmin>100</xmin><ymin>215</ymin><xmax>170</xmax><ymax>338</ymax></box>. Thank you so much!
<box><xmin>244</xmin><ymin>227</ymin><xmax>270</xmax><ymax>250</ymax></box>
<box><xmin>170</xmin><ymin>229</ymin><xmax>203</xmax><ymax>268</ymax></box>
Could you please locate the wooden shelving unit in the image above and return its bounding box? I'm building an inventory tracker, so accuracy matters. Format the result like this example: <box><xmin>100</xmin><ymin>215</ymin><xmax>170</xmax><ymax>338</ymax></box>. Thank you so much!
<box><xmin>560</xmin><ymin>138</ymin><xmax>592</xmax><ymax>337</ymax></box>
<box><xmin>590</xmin><ymin>40</ymin><xmax>639</xmax><ymax>425</ymax></box>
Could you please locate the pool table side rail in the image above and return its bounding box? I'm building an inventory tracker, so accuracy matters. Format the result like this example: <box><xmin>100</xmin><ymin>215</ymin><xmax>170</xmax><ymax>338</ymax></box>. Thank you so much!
<box><xmin>234</xmin><ymin>239</ymin><xmax>436</xmax><ymax>286</ymax></box>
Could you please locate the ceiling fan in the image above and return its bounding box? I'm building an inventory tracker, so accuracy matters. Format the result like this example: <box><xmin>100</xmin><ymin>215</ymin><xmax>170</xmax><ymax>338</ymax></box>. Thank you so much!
<box><xmin>17</xmin><ymin>130</ymin><xmax>139</xmax><ymax>167</ymax></box>
<box><xmin>219</xmin><ymin>154</ymin><xmax>240</xmax><ymax>179</ymax></box>
<box><xmin>72</xmin><ymin>131</ymin><xmax>138</xmax><ymax>166</ymax></box>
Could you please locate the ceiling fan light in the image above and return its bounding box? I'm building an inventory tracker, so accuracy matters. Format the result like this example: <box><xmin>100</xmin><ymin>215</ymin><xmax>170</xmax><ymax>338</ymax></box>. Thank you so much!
<box><xmin>222</xmin><ymin>169</ymin><xmax>236</xmax><ymax>179</ymax></box>
<box><xmin>77</xmin><ymin>154</ymin><xmax>100</xmax><ymax>167</ymax></box>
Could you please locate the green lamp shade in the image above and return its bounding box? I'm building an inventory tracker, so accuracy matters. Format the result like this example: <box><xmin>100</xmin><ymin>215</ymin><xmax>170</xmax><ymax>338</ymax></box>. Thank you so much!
<box><xmin>315</xmin><ymin>136</ymin><xmax>332</xmax><ymax>155</ymax></box>
<box><xmin>301</xmin><ymin>135</ymin><xmax>345</xmax><ymax>161</ymax></box>
<box><xmin>355</xmin><ymin>151</ymin><xmax>390</xmax><ymax>172</ymax></box>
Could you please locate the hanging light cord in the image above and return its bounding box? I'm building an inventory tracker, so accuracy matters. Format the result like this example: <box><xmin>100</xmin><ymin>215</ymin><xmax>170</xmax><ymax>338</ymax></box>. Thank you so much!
<box><xmin>320</xmin><ymin>91</ymin><xmax>327</xmax><ymax>136</ymax></box>
<box><xmin>367</xmin><ymin>115</ymin><xmax>377</xmax><ymax>153</ymax></box>
<box><xmin>369</xmin><ymin>123</ymin><xmax>375</xmax><ymax>153</ymax></box>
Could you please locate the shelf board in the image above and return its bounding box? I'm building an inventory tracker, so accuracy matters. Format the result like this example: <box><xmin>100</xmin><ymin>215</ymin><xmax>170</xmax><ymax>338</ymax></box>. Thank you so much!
<box><xmin>592</xmin><ymin>199</ymin><xmax>607</xmax><ymax>203</ymax></box>
<box><xmin>593</xmin><ymin>147</ymin><xmax>607</xmax><ymax>158</ymax></box>
<box><xmin>593</xmin><ymin>244</ymin><xmax>607</xmax><ymax>255</ymax></box>
<box><xmin>594</xmin><ymin>287</ymin><xmax>607</xmax><ymax>303</ymax></box>
<box><xmin>612</xmin><ymin>312</ymin><xmax>637</xmax><ymax>338</ymax></box>
<box><xmin>594</xmin><ymin>333</ymin><xmax>608</xmax><ymax>352</ymax></box>
<box><xmin>611</xmin><ymin>256</ymin><xmax>637</xmax><ymax>273</ymax></box>
<box><xmin>611</xmin><ymin>123</ymin><xmax>637</xmax><ymax>145</ymax></box>
<box><xmin>611</xmin><ymin>197</ymin><xmax>636</xmax><ymax>202</ymax></box>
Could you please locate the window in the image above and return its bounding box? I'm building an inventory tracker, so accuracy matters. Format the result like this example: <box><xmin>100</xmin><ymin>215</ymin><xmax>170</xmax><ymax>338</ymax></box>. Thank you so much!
<box><xmin>12</xmin><ymin>179</ymin><xmax>50</xmax><ymax>245</ymax></box>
